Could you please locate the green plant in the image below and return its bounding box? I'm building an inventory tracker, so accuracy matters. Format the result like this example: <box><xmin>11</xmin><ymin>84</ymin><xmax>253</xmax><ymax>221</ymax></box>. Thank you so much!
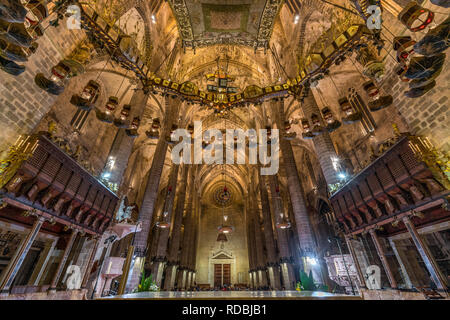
<box><xmin>297</xmin><ymin>270</ymin><xmax>329</xmax><ymax>292</ymax></box>
<box><xmin>298</xmin><ymin>270</ymin><xmax>316</xmax><ymax>291</ymax></box>
<box><xmin>134</xmin><ymin>270</ymin><xmax>159</xmax><ymax>293</ymax></box>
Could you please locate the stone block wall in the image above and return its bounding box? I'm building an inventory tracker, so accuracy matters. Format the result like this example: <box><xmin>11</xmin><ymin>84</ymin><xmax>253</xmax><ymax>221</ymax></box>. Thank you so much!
<box><xmin>0</xmin><ymin>19</ymin><xmax>85</xmax><ymax>156</ymax></box>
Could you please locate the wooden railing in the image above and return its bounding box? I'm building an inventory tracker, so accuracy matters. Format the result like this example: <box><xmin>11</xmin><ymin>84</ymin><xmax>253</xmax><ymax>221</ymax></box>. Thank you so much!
<box><xmin>0</xmin><ymin>133</ymin><xmax>118</xmax><ymax>235</ymax></box>
<box><xmin>329</xmin><ymin>135</ymin><xmax>450</xmax><ymax>235</ymax></box>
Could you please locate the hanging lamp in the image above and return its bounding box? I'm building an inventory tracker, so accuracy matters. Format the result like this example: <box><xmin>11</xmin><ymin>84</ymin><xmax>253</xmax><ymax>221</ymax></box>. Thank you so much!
<box><xmin>70</xmin><ymin>80</ymin><xmax>101</xmax><ymax>110</ymax></box>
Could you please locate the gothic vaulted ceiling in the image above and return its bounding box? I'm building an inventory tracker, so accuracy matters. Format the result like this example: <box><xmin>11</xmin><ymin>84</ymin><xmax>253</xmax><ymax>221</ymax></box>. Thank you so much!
<box><xmin>168</xmin><ymin>0</ymin><xmax>283</xmax><ymax>48</ymax></box>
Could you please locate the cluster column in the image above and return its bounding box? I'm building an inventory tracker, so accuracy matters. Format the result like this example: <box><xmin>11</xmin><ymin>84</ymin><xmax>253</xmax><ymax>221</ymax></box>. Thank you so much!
<box><xmin>164</xmin><ymin>165</ymin><xmax>189</xmax><ymax>290</ymax></box>
<box><xmin>127</xmin><ymin>96</ymin><xmax>180</xmax><ymax>292</ymax></box>
<box><xmin>176</xmin><ymin>168</ymin><xmax>195</xmax><ymax>289</ymax></box>
<box><xmin>258</xmin><ymin>173</ymin><xmax>281</xmax><ymax>289</ymax></box>
<box><xmin>151</xmin><ymin>164</ymin><xmax>180</xmax><ymax>286</ymax></box>
<box><xmin>274</xmin><ymin>102</ymin><xmax>317</xmax><ymax>274</ymax></box>
<box><xmin>267</xmin><ymin>174</ymin><xmax>295</xmax><ymax>290</ymax></box>
<box><xmin>249</xmin><ymin>186</ymin><xmax>268</xmax><ymax>288</ymax></box>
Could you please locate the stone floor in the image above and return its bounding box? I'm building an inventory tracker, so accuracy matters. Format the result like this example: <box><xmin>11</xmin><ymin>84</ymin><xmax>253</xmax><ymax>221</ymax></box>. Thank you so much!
<box><xmin>99</xmin><ymin>290</ymin><xmax>361</xmax><ymax>300</ymax></box>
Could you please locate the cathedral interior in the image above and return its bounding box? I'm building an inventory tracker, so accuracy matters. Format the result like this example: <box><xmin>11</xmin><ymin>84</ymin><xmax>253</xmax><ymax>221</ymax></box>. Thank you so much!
<box><xmin>0</xmin><ymin>0</ymin><xmax>449</xmax><ymax>301</ymax></box>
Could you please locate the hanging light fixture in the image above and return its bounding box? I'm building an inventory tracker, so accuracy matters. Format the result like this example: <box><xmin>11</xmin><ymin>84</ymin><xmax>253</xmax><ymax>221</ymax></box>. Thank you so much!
<box><xmin>321</xmin><ymin>107</ymin><xmax>341</xmax><ymax>132</ymax></box>
<box><xmin>339</xmin><ymin>97</ymin><xmax>362</xmax><ymax>124</ymax></box>
<box><xmin>310</xmin><ymin>113</ymin><xmax>323</xmax><ymax>135</ymax></box>
<box><xmin>398</xmin><ymin>1</ymin><xmax>434</xmax><ymax>32</ymax></box>
<box><xmin>167</xmin><ymin>124</ymin><xmax>178</xmax><ymax>144</ymax></box>
<box><xmin>125</xmin><ymin>117</ymin><xmax>140</xmax><ymax>137</ymax></box>
<box><xmin>362</xmin><ymin>80</ymin><xmax>393</xmax><ymax>111</ymax></box>
<box><xmin>301</xmin><ymin>118</ymin><xmax>314</xmax><ymax>139</ymax></box>
<box><xmin>146</xmin><ymin>118</ymin><xmax>160</xmax><ymax>139</ymax></box>
<box><xmin>113</xmin><ymin>103</ymin><xmax>130</xmax><ymax>127</ymax></box>
<box><xmin>70</xmin><ymin>80</ymin><xmax>101</xmax><ymax>110</ymax></box>
<box><xmin>35</xmin><ymin>60</ymin><xmax>72</xmax><ymax>95</ymax></box>
<box><xmin>283</xmin><ymin>120</ymin><xmax>296</xmax><ymax>140</ymax></box>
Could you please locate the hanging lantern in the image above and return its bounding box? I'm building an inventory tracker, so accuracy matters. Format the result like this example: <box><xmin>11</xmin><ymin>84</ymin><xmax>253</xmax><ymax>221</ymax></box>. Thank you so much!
<box><xmin>187</xmin><ymin>124</ymin><xmax>194</xmax><ymax>136</ymax></box>
<box><xmin>301</xmin><ymin>118</ymin><xmax>314</xmax><ymax>139</ymax></box>
<box><xmin>151</xmin><ymin>118</ymin><xmax>161</xmax><ymax>129</ymax></box>
<box><xmin>339</xmin><ymin>97</ymin><xmax>361</xmax><ymax>124</ymax></box>
<box><xmin>321</xmin><ymin>107</ymin><xmax>341</xmax><ymax>132</ymax></box>
<box><xmin>167</xmin><ymin>124</ymin><xmax>178</xmax><ymax>145</ymax></box>
<box><xmin>106</xmin><ymin>97</ymin><xmax>119</xmax><ymax>115</ymax></box>
<box><xmin>362</xmin><ymin>80</ymin><xmax>393</xmax><ymax>111</ymax></box>
<box><xmin>394</xmin><ymin>63</ymin><xmax>410</xmax><ymax>82</ymax></box>
<box><xmin>146</xmin><ymin>118</ymin><xmax>160</xmax><ymax>139</ymax></box>
<box><xmin>0</xmin><ymin>38</ymin><xmax>37</xmax><ymax>62</ymax></box>
<box><xmin>405</xmin><ymin>80</ymin><xmax>436</xmax><ymax>98</ymax></box>
<box><xmin>113</xmin><ymin>103</ymin><xmax>130</xmax><ymax>128</ymax></box>
<box><xmin>70</xmin><ymin>80</ymin><xmax>101</xmax><ymax>110</ymax></box>
<box><xmin>218</xmin><ymin>225</ymin><xmax>234</xmax><ymax>234</ymax></box>
<box><xmin>284</xmin><ymin>120</ymin><xmax>291</xmax><ymax>132</ymax></box>
<box><xmin>146</xmin><ymin>128</ymin><xmax>159</xmax><ymax>139</ymax></box>
<box><xmin>276</xmin><ymin>219</ymin><xmax>291</xmax><ymax>229</ymax></box>
<box><xmin>156</xmin><ymin>221</ymin><xmax>170</xmax><ymax>229</ymax></box>
<box><xmin>125</xmin><ymin>117</ymin><xmax>140</xmax><ymax>137</ymax></box>
<box><xmin>393</xmin><ymin>36</ymin><xmax>416</xmax><ymax>63</ymax></box>
<box><xmin>0</xmin><ymin>55</ymin><xmax>24</xmax><ymax>75</ymax></box>
<box><xmin>0</xmin><ymin>20</ymin><xmax>33</xmax><ymax>47</ymax></box>
<box><xmin>283</xmin><ymin>120</ymin><xmax>296</xmax><ymax>140</ymax></box>
<box><xmin>404</xmin><ymin>53</ymin><xmax>445</xmax><ymax>80</ymax></box>
<box><xmin>413</xmin><ymin>16</ymin><xmax>450</xmax><ymax>57</ymax></box>
<box><xmin>310</xmin><ymin>113</ymin><xmax>323</xmax><ymax>135</ymax></box>
<box><xmin>35</xmin><ymin>60</ymin><xmax>72</xmax><ymax>95</ymax></box>
<box><xmin>398</xmin><ymin>1</ymin><xmax>434</xmax><ymax>32</ymax></box>
<box><xmin>0</xmin><ymin>0</ymin><xmax>27</xmax><ymax>23</ymax></box>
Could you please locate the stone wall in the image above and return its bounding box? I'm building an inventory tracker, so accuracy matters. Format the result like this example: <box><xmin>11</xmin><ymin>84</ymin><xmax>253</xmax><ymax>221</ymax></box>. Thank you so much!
<box><xmin>0</xmin><ymin>19</ymin><xmax>85</xmax><ymax>156</ymax></box>
<box><xmin>195</xmin><ymin>202</ymin><xmax>249</xmax><ymax>286</ymax></box>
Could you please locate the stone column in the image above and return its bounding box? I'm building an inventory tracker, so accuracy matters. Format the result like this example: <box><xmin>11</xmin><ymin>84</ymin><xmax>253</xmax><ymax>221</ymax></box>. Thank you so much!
<box><xmin>81</xmin><ymin>237</ymin><xmax>100</xmax><ymax>289</ymax></box>
<box><xmin>176</xmin><ymin>172</ymin><xmax>194</xmax><ymax>289</ymax></box>
<box><xmin>186</xmin><ymin>193</ymin><xmax>199</xmax><ymax>289</ymax></box>
<box><xmin>402</xmin><ymin>216</ymin><xmax>448</xmax><ymax>292</ymax></box>
<box><xmin>267</xmin><ymin>174</ymin><xmax>295</xmax><ymax>289</ymax></box>
<box><xmin>28</xmin><ymin>238</ymin><xmax>56</xmax><ymax>286</ymax></box>
<box><xmin>49</xmin><ymin>230</ymin><xmax>79</xmax><ymax>291</ymax></box>
<box><xmin>128</xmin><ymin>96</ymin><xmax>180</xmax><ymax>291</ymax></box>
<box><xmin>164</xmin><ymin>165</ymin><xmax>190</xmax><ymax>290</ymax></box>
<box><xmin>0</xmin><ymin>215</ymin><xmax>45</xmax><ymax>293</ymax></box>
<box><xmin>273</xmin><ymin>102</ymin><xmax>317</xmax><ymax>266</ymax></box>
<box><xmin>246</xmin><ymin>194</ymin><xmax>257</xmax><ymax>288</ymax></box>
<box><xmin>301</xmin><ymin>94</ymin><xmax>339</xmax><ymax>186</ymax></box>
<box><xmin>249</xmin><ymin>187</ymin><xmax>268</xmax><ymax>288</ymax></box>
<box><xmin>369</xmin><ymin>229</ymin><xmax>397</xmax><ymax>289</ymax></box>
<box><xmin>258</xmin><ymin>173</ymin><xmax>281</xmax><ymax>290</ymax></box>
<box><xmin>151</xmin><ymin>164</ymin><xmax>179</xmax><ymax>286</ymax></box>
<box><xmin>345</xmin><ymin>235</ymin><xmax>367</xmax><ymax>289</ymax></box>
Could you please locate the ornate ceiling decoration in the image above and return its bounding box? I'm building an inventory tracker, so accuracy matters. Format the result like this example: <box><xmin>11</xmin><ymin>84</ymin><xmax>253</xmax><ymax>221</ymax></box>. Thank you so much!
<box><xmin>168</xmin><ymin>0</ymin><xmax>283</xmax><ymax>49</ymax></box>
